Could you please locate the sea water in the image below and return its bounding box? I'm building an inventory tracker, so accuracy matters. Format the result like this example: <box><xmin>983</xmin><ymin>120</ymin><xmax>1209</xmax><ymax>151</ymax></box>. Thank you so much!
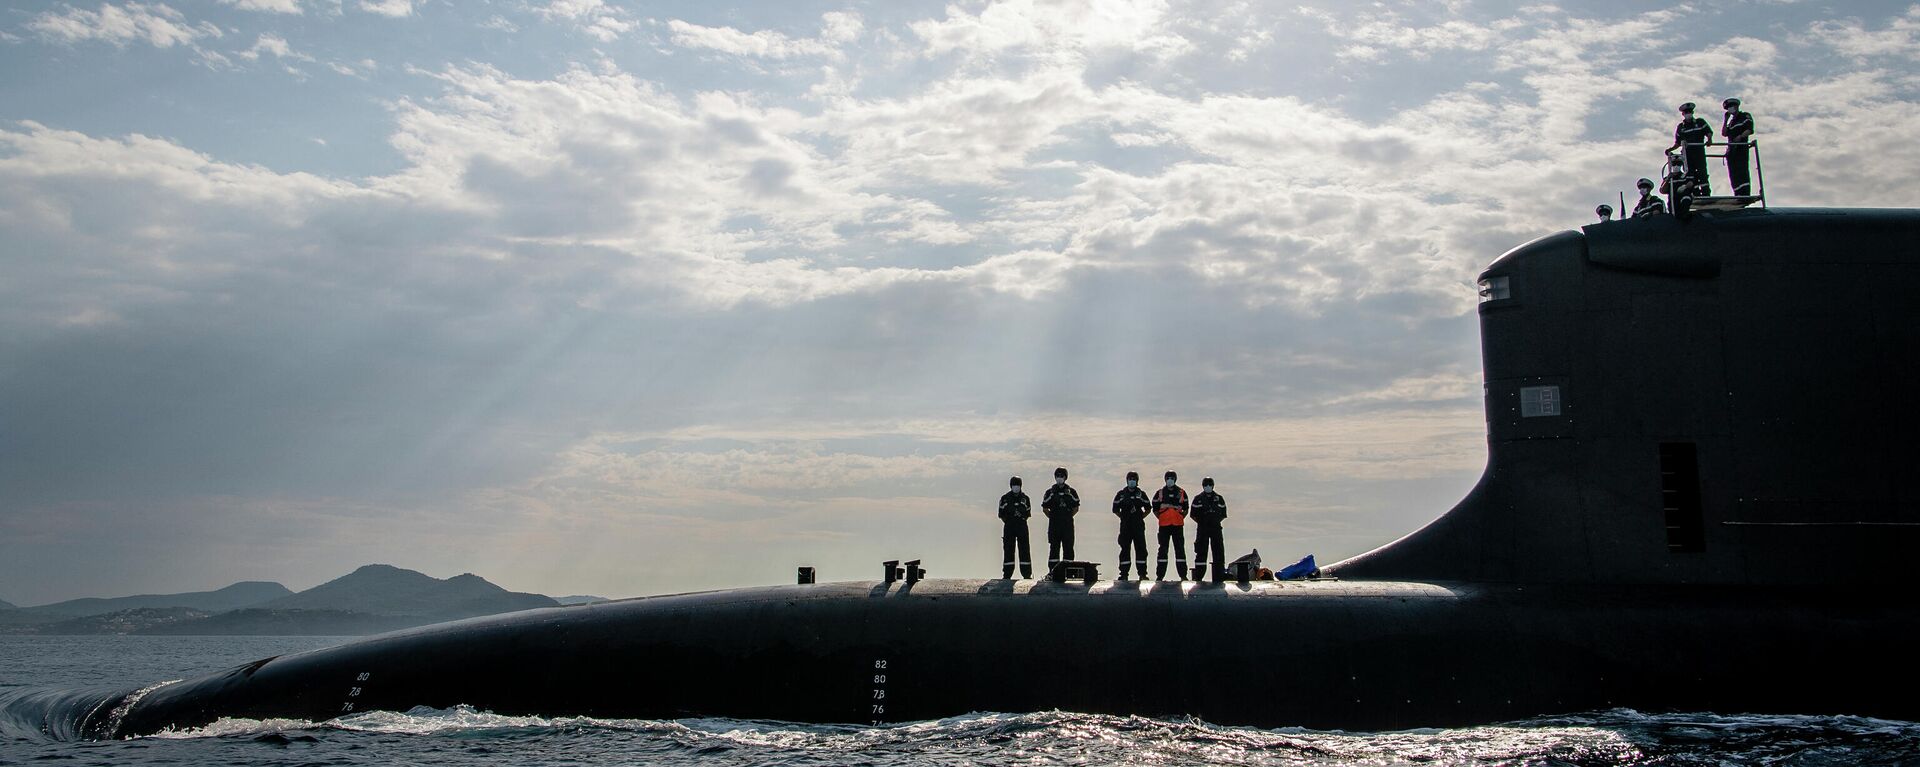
<box><xmin>3</xmin><ymin>635</ymin><xmax>1918</xmax><ymax>766</ymax></box>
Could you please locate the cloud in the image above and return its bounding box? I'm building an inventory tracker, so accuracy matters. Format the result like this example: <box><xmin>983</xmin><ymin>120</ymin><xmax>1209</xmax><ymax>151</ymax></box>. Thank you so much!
<box><xmin>816</xmin><ymin>65</ymin><xmax>1100</xmax><ymax>186</ymax></box>
<box><xmin>30</xmin><ymin>3</ymin><xmax>1894</xmax><ymax>324</ymax></box>
<box><xmin>666</xmin><ymin>13</ymin><xmax>860</xmax><ymax>60</ymax></box>
<box><xmin>358</xmin><ymin>0</ymin><xmax>411</xmax><ymax>18</ymax></box>
<box><xmin>236</xmin><ymin>32</ymin><xmax>312</xmax><ymax>62</ymax></box>
<box><xmin>218</xmin><ymin>0</ymin><xmax>302</xmax><ymax>13</ymax></box>
<box><xmin>1331</xmin><ymin>16</ymin><xmax>1501</xmax><ymax>61</ymax></box>
<box><xmin>28</xmin><ymin>2</ymin><xmax>220</xmax><ymax>49</ymax></box>
<box><xmin>1804</xmin><ymin>6</ymin><xmax>1920</xmax><ymax>61</ymax></box>
<box><xmin>821</xmin><ymin>11</ymin><xmax>865</xmax><ymax>43</ymax></box>
<box><xmin>536</xmin><ymin>0</ymin><xmax>631</xmax><ymax>41</ymax></box>
<box><xmin>910</xmin><ymin>0</ymin><xmax>1193</xmax><ymax>61</ymax></box>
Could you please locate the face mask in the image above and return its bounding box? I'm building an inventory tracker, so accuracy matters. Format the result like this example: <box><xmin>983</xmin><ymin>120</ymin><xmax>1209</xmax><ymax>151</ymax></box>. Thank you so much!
<box><xmin>1127</xmin><ymin>480</ymin><xmax>1137</xmax><ymax>488</ymax></box>
<box><xmin>1011</xmin><ymin>484</ymin><xmax>1021</xmax><ymax>492</ymax></box>
<box><xmin>1166</xmin><ymin>478</ymin><xmax>1176</xmax><ymax>487</ymax></box>
<box><xmin>1204</xmin><ymin>485</ymin><xmax>1213</xmax><ymax>492</ymax></box>
<box><xmin>1055</xmin><ymin>478</ymin><xmax>1065</xmax><ymax>485</ymax></box>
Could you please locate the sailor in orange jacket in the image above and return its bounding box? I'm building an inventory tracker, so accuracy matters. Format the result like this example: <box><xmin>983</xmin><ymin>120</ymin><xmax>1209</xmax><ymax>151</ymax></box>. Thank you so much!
<box><xmin>1152</xmin><ymin>470</ymin><xmax>1189</xmax><ymax>581</ymax></box>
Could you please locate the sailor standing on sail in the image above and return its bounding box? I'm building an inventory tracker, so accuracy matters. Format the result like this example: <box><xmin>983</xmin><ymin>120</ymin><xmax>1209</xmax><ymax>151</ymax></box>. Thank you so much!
<box><xmin>1190</xmin><ymin>477</ymin><xmax>1227</xmax><ymax>584</ymax></box>
<box><xmin>998</xmin><ymin>476</ymin><xmax>1033</xmax><ymax>579</ymax></box>
<box><xmin>1669</xmin><ymin>102</ymin><xmax>1714</xmax><ymax>197</ymax></box>
<box><xmin>1042</xmin><ymin>467</ymin><xmax>1080</xmax><ymax>574</ymax></box>
<box><xmin>1721</xmin><ymin>98</ymin><xmax>1755</xmax><ymax>196</ymax></box>
<box><xmin>1112</xmin><ymin>471</ymin><xmax>1152</xmax><ymax>580</ymax></box>
<box><xmin>1632</xmin><ymin>178</ymin><xmax>1665</xmax><ymax>218</ymax></box>
<box><xmin>1153</xmin><ymin>471</ymin><xmax>1190</xmax><ymax>581</ymax></box>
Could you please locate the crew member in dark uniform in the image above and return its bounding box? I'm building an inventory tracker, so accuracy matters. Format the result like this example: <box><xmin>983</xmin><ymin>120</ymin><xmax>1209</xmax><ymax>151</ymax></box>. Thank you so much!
<box><xmin>1632</xmin><ymin>178</ymin><xmax>1665</xmax><ymax>218</ymax></box>
<box><xmin>1669</xmin><ymin>102</ymin><xmax>1713</xmax><ymax>197</ymax></box>
<box><xmin>1152</xmin><ymin>470</ymin><xmax>1189</xmax><ymax>581</ymax></box>
<box><xmin>997</xmin><ymin>476</ymin><xmax>1032</xmax><ymax>579</ymax></box>
<box><xmin>1041</xmin><ymin>467</ymin><xmax>1080</xmax><ymax>575</ymax></box>
<box><xmin>1658</xmin><ymin>152</ymin><xmax>1695</xmax><ymax>214</ymax></box>
<box><xmin>1112</xmin><ymin>471</ymin><xmax>1151</xmax><ymax>580</ymax></box>
<box><xmin>1190</xmin><ymin>477</ymin><xmax>1227</xmax><ymax>583</ymax></box>
<box><xmin>1595</xmin><ymin>204</ymin><xmax>1614</xmax><ymax>223</ymax></box>
<box><xmin>1720</xmin><ymin>97</ymin><xmax>1755</xmax><ymax>196</ymax></box>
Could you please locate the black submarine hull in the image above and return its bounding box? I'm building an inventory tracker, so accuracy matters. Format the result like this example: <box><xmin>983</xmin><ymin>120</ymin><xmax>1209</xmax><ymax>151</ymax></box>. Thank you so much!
<box><xmin>80</xmin><ymin>577</ymin><xmax>1920</xmax><ymax>737</ymax></box>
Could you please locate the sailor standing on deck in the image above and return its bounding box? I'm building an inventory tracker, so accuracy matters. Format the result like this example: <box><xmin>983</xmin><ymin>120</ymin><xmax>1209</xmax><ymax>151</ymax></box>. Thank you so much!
<box><xmin>1153</xmin><ymin>471</ymin><xmax>1190</xmax><ymax>581</ymax></box>
<box><xmin>1721</xmin><ymin>98</ymin><xmax>1755</xmax><ymax>196</ymax></box>
<box><xmin>1112</xmin><ymin>471</ymin><xmax>1152</xmax><ymax>580</ymax></box>
<box><xmin>1041</xmin><ymin>467</ymin><xmax>1080</xmax><ymax>574</ymax></box>
<box><xmin>1670</xmin><ymin>102</ymin><xmax>1714</xmax><ymax>197</ymax></box>
<box><xmin>998</xmin><ymin>476</ymin><xmax>1033</xmax><ymax>579</ymax></box>
<box><xmin>1190</xmin><ymin>477</ymin><xmax>1227</xmax><ymax>584</ymax></box>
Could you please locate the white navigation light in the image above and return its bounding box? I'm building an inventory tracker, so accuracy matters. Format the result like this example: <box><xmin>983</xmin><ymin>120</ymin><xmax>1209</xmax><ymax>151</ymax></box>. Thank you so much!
<box><xmin>1478</xmin><ymin>275</ymin><xmax>1511</xmax><ymax>302</ymax></box>
<box><xmin>1520</xmin><ymin>385</ymin><xmax>1562</xmax><ymax>417</ymax></box>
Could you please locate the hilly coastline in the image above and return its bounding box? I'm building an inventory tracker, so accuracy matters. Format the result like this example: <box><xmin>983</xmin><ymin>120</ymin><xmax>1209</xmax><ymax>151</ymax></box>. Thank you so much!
<box><xmin>2</xmin><ymin>566</ymin><xmax>566</xmax><ymax>636</ymax></box>
<box><xmin>18</xmin><ymin>581</ymin><xmax>293</xmax><ymax>619</ymax></box>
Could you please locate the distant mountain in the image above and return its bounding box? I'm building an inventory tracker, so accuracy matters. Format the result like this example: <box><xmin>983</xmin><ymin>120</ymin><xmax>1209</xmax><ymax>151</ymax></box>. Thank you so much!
<box><xmin>0</xmin><ymin>597</ymin><xmax>14</xmax><ymax>610</ymax></box>
<box><xmin>1</xmin><ymin>567</ymin><xmax>565</xmax><ymax>636</ymax></box>
<box><xmin>555</xmin><ymin>595</ymin><xmax>609</xmax><ymax>606</ymax></box>
<box><xmin>261</xmin><ymin>564</ymin><xmax>559</xmax><ymax>619</ymax></box>
<box><xmin>19</xmin><ymin>581</ymin><xmax>292</xmax><ymax>619</ymax></box>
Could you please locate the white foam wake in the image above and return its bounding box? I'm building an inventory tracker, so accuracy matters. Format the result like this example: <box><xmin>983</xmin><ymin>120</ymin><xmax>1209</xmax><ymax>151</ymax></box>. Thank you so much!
<box><xmin>95</xmin><ymin>679</ymin><xmax>180</xmax><ymax>740</ymax></box>
<box><xmin>148</xmin><ymin>704</ymin><xmax>664</xmax><ymax>739</ymax></box>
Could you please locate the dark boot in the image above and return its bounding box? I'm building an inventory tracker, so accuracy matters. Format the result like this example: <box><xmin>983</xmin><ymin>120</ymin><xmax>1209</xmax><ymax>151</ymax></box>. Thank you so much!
<box><xmin>1177</xmin><ymin>564</ymin><xmax>1188</xmax><ymax>581</ymax></box>
<box><xmin>1193</xmin><ymin>564</ymin><xmax>1206</xmax><ymax>582</ymax></box>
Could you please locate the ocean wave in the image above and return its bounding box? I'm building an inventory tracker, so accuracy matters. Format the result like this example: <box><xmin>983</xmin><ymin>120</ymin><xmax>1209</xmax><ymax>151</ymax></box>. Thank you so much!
<box><xmin>11</xmin><ymin>691</ymin><xmax>1920</xmax><ymax>766</ymax></box>
<box><xmin>150</xmin><ymin>705</ymin><xmax>670</xmax><ymax>739</ymax></box>
<box><xmin>115</xmin><ymin>705</ymin><xmax>1920</xmax><ymax>766</ymax></box>
<box><xmin>0</xmin><ymin>684</ymin><xmax>136</xmax><ymax>741</ymax></box>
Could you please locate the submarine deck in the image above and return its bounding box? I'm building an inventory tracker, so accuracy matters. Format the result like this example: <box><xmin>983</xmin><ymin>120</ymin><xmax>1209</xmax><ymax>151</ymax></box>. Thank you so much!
<box><xmin>551</xmin><ymin>577</ymin><xmax>1472</xmax><ymax>614</ymax></box>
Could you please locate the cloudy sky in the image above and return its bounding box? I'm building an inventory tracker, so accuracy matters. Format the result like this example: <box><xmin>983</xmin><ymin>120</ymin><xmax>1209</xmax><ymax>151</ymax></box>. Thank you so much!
<box><xmin>2</xmin><ymin>0</ymin><xmax>1915</xmax><ymax>604</ymax></box>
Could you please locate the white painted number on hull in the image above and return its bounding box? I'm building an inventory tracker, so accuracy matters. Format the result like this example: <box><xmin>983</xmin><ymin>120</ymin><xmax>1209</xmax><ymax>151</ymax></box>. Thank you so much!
<box><xmin>341</xmin><ymin>672</ymin><xmax>373</xmax><ymax>716</ymax></box>
<box><xmin>871</xmin><ymin>659</ymin><xmax>891</xmax><ymax>725</ymax></box>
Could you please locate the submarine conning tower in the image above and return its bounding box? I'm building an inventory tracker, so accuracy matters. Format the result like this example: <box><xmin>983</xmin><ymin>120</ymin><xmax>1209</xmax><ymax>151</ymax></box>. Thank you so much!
<box><xmin>1331</xmin><ymin>207</ymin><xmax>1920</xmax><ymax>586</ymax></box>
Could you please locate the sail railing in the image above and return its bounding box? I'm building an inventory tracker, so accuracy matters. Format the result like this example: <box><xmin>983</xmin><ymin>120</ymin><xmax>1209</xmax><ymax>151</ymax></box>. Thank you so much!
<box><xmin>1661</xmin><ymin>139</ymin><xmax>1765</xmax><ymax>212</ymax></box>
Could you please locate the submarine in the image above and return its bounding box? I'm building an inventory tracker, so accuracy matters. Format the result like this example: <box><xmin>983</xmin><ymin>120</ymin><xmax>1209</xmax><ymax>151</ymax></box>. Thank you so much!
<box><xmin>35</xmin><ymin>205</ymin><xmax>1920</xmax><ymax>739</ymax></box>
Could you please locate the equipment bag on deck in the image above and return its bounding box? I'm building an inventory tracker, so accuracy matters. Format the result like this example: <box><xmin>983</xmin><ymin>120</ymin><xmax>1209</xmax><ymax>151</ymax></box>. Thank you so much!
<box><xmin>1277</xmin><ymin>554</ymin><xmax>1317</xmax><ymax>580</ymax></box>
